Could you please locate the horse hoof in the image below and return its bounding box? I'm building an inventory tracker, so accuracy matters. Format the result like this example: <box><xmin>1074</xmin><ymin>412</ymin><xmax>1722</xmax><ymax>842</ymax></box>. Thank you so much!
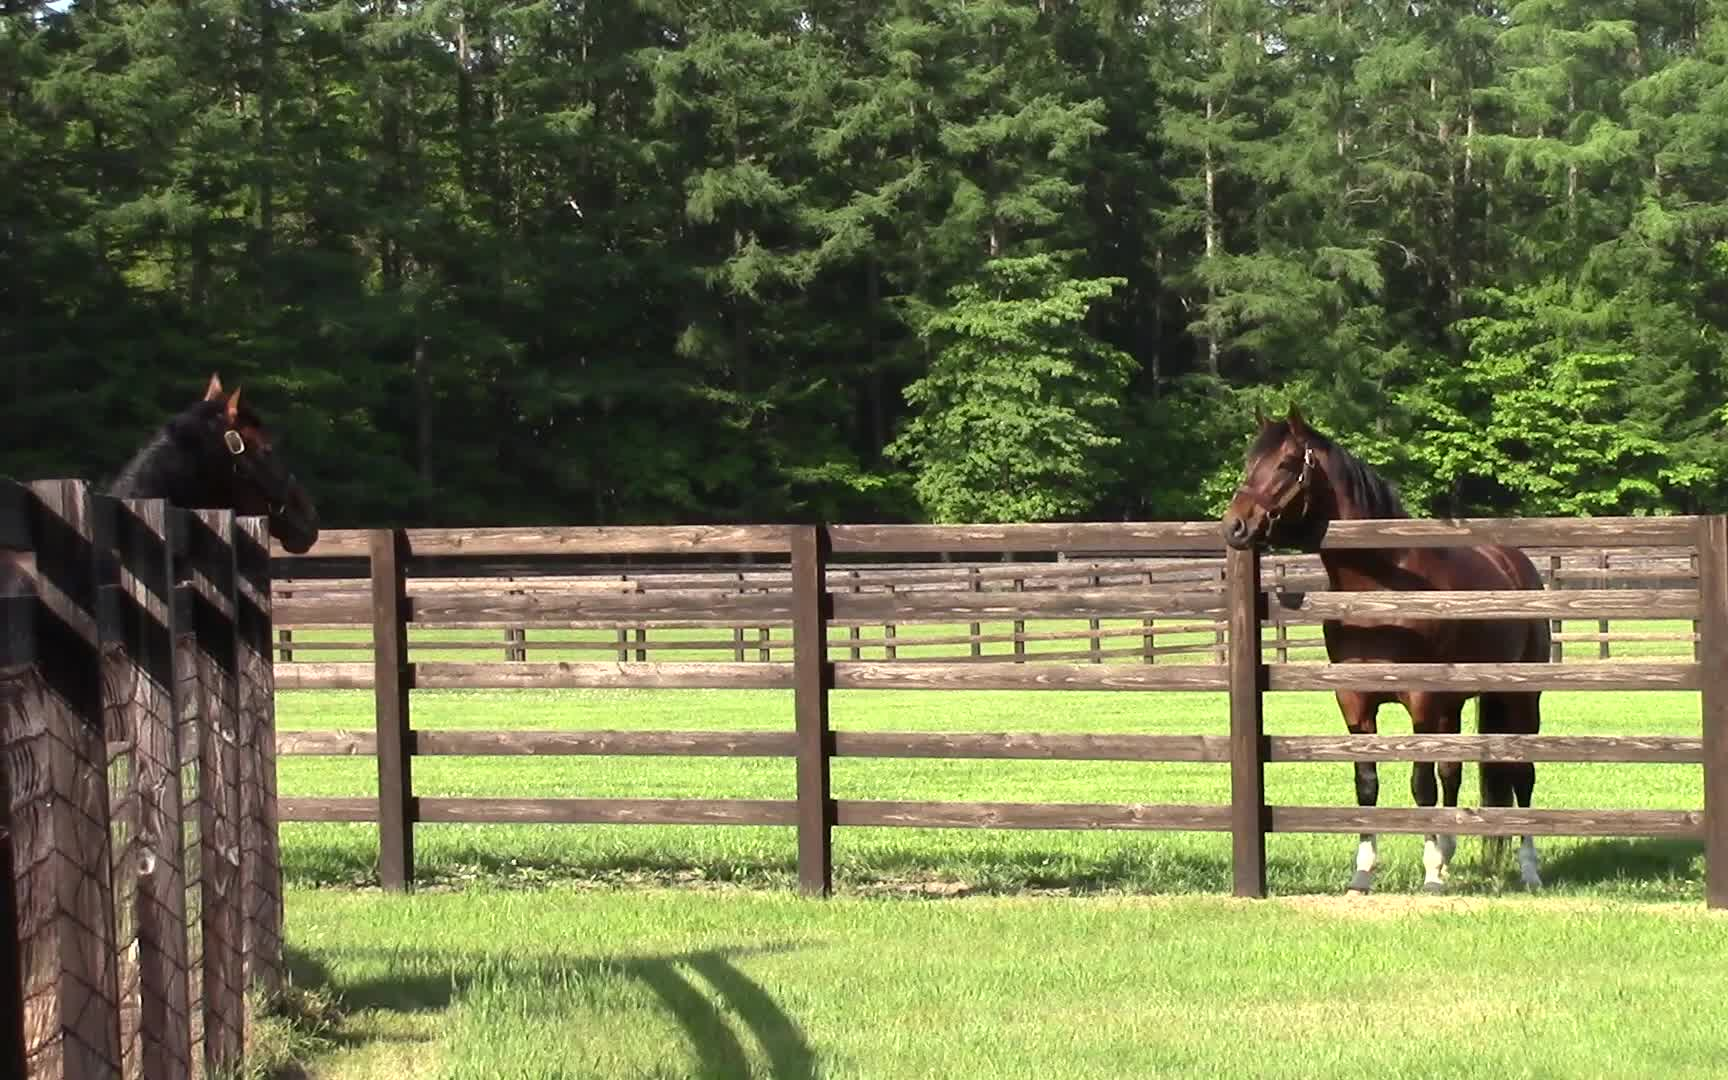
<box><xmin>1346</xmin><ymin>871</ymin><xmax>1374</xmax><ymax>895</ymax></box>
<box><xmin>1421</xmin><ymin>881</ymin><xmax>1447</xmax><ymax>896</ymax></box>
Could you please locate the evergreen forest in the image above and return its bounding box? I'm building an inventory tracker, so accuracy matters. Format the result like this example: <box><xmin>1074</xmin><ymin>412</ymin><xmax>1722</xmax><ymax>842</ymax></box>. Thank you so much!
<box><xmin>5</xmin><ymin>0</ymin><xmax>1727</xmax><ymax>526</ymax></box>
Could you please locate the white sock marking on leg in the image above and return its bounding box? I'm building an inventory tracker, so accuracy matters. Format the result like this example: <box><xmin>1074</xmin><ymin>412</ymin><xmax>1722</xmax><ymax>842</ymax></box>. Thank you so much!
<box><xmin>1423</xmin><ymin>836</ymin><xmax>1447</xmax><ymax>885</ymax></box>
<box><xmin>1518</xmin><ymin>835</ymin><xmax>1542</xmax><ymax>888</ymax></box>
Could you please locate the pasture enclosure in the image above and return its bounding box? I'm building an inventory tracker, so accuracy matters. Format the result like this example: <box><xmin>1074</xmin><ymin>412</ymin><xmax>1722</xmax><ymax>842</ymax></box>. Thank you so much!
<box><xmin>1</xmin><ymin>479</ymin><xmax>283</xmax><ymax>1080</ymax></box>
<box><xmin>272</xmin><ymin>519</ymin><xmax>1728</xmax><ymax>909</ymax></box>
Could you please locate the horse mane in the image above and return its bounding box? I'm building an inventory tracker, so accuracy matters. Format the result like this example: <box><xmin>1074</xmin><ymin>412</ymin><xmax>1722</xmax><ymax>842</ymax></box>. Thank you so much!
<box><xmin>108</xmin><ymin>399</ymin><xmax>230</xmax><ymax>500</ymax></box>
<box><xmin>1250</xmin><ymin>419</ymin><xmax>1408</xmax><ymax>521</ymax></box>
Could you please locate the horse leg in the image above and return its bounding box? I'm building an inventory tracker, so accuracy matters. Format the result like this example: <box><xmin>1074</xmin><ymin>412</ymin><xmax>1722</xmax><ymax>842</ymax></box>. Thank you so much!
<box><xmin>1405</xmin><ymin>693</ymin><xmax>1451</xmax><ymax>894</ymax></box>
<box><xmin>1479</xmin><ymin>691</ymin><xmax>1543</xmax><ymax>889</ymax></box>
<box><xmin>1339</xmin><ymin>691</ymin><xmax>1381</xmax><ymax>895</ymax></box>
<box><xmin>1434</xmin><ymin>697</ymin><xmax>1467</xmax><ymax>879</ymax></box>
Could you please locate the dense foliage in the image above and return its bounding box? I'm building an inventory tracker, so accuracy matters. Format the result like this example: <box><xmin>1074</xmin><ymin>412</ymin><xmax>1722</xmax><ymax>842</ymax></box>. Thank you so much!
<box><xmin>4</xmin><ymin>1</ymin><xmax>1725</xmax><ymax>525</ymax></box>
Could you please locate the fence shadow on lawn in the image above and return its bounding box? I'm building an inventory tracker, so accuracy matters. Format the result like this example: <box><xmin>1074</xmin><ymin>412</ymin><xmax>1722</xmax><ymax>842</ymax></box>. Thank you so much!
<box><xmin>284</xmin><ymin>940</ymin><xmax>820</xmax><ymax>1080</ymax></box>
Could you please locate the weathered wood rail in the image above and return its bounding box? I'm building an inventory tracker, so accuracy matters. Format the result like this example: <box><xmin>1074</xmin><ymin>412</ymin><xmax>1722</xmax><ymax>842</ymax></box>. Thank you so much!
<box><xmin>2</xmin><ymin>479</ymin><xmax>282</xmax><ymax>1080</ymax></box>
<box><xmin>270</xmin><ymin>537</ymin><xmax>1703</xmax><ymax>666</ymax></box>
<box><xmin>269</xmin><ymin>517</ymin><xmax>1727</xmax><ymax>908</ymax></box>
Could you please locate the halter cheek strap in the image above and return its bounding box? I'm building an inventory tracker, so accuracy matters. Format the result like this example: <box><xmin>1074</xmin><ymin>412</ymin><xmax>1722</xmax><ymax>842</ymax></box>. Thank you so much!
<box><xmin>1235</xmin><ymin>447</ymin><xmax>1316</xmax><ymax>525</ymax></box>
<box><xmin>224</xmin><ymin>427</ymin><xmax>292</xmax><ymax>517</ymax></box>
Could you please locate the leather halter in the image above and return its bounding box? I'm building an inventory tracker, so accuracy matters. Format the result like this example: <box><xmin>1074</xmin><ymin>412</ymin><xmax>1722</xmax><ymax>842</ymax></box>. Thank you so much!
<box><xmin>1235</xmin><ymin>445</ymin><xmax>1317</xmax><ymax>533</ymax></box>
<box><xmin>224</xmin><ymin>427</ymin><xmax>294</xmax><ymax>518</ymax></box>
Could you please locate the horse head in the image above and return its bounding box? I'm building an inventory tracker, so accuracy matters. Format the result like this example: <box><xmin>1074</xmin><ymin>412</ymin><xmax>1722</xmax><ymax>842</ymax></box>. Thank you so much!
<box><xmin>1222</xmin><ymin>405</ymin><xmax>1325</xmax><ymax>552</ymax></box>
<box><xmin>111</xmin><ymin>373</ymin><xmax>320</xmax><ymax>554</ymax></box>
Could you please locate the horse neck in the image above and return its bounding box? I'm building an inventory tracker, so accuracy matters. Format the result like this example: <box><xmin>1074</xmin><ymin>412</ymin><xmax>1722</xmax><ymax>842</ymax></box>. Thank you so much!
<box><xmin>110</xmin><ymin>433</ymin><xmax>210</xmax><ymax>506</ymax></box>
<box><xmin>1315</xmin><ymin>472</ymin><xmax>1412</xmax><ymax>590</ymax></box>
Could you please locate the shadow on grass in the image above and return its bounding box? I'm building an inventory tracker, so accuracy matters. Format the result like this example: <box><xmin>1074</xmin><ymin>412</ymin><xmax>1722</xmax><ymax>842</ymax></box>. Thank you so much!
<box><xmin>1538</xmin><ymin>837</ymin><xmax>1702</xmax><ymax>887</ymax></box>
<box><xmin>285</xmin><ymin>940</ymin><xmax>818</xmax><ymax>1080</ymax></box>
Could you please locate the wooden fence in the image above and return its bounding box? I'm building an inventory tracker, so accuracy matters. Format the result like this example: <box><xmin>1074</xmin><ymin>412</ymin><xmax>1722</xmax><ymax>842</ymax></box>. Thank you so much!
<box><xmin>271</xmin><ymin>545</ymin><xmax>1704</xmax><ymax>666</ymax></box>
<box><xmin>1</xmin><ymin>479</ymin><xmax>283</xmax><ymax>1080</ymax></box>
<box><xmin>270</xmin><ymin>519</ymin><xmax>1727</xmax><ymax>909</ymax></box>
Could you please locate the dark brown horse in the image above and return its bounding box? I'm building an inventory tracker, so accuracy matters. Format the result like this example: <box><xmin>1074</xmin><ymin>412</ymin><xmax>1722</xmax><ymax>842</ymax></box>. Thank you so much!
<box><xmin>4</xmin><ymin>373</ymin><xmax>318</xmax><ymax>584</ymax></box>
<box><xmin>110</xmin><ymin>373</ymin><xmax>319</xmax><ymax>554</ymax></box>
<box><xmin>1222</xmin><ymin>407</ymin><xmax>1549</xmax><ymax>894</ymax></box>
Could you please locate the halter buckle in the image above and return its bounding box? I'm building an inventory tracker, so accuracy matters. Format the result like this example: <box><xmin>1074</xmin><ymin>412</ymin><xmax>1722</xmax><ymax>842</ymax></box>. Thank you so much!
<box><xmin>224</xmin><ymin>430</ymin><xmax>247</xmax><ymax>456</ymax></box>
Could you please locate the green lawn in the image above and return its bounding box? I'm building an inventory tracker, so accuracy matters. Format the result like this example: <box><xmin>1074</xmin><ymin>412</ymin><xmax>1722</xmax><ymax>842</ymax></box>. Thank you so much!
<box><xmin>282</xmin><ymin>887</ymin><xmax>1728</xmax><ymax>1080</ymax></box>
<box><xmin>273</xmin><ymin>646</ymin><xmax>1717</xmax><ymax>1079</ymax></box>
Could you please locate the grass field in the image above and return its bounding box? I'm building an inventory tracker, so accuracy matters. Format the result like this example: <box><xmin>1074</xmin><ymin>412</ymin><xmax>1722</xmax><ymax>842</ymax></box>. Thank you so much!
<box><xmin>274</xmin><ymin>619</ymin><xmax>1715</xmax><ymax>1078</ymax></box>
<box><xmin>283</xmin><ymin>888</ymin><xmax>1728</xmax><ymax>1079</ymax></box>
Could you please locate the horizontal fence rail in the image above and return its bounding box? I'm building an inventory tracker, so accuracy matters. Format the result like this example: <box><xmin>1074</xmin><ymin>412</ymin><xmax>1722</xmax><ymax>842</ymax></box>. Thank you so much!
<box><xmin>267</xmin><ymin>518</ymin><xmax>1728</xmax><ymax>909</ymax></box>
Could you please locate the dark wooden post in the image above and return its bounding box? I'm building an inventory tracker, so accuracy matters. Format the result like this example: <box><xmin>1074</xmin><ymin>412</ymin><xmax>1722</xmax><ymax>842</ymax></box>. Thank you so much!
<box><xmin>106</xmin><ymin>497</ymin><xmax>195</xmax><ymax>1080</ymax></box>
<box><xmin>1597</xmin><ymin>551</ymin><xmax>1611</xmax><ymax>660</ymax></box>
<box><xmin>790</xmin><ymin>526</ymin><xmax>834</xmax><ymax>896</ymax></box>
<box><xmin>8</xmin><ymin>480</ymin><xmax>125</xmax><ymax>1079</ymax></box>
<box><xmin>188</xmin><ymin>509</ymin><xmax>245</xmax><ymax>1076</ymax></box>
<box><xmin>1694</xmin><ymin>551</ymin><xmax>1704</xmax><ymax>663</ymax></box>
<box><xmin>1088</xmin><ymin>571</ymin><xmax>1103</xmax><ymax>664</ymax></box>
<box><xmin>234</xmin><ymin>516</ymin><xmax>283</xmax><ymax>1002</ymax></box>
<box><xmin>734</xmin><ymin>571</ymin><xmax>747</xmax><ymax>662</ymax></box>
<box><xmin>1549</xmin><ymin>553</ymin><xmax>1564</xmax><ymax>662</ymax></box>
<box><xmin>1214</xmin><ymin>567</ymin><xmax>1227</xmax><ymax>664</ymax></box>
<box><xmin>848</xmin><ymin>570</ymin><xmax>862</xmax><ymax>660</ymax></box>
<box><xmin>1697</xmin><ymin>515</ymin><xmax>1728</xmax><ymax>910</ymax></box>
<box><xmin>0</xmin><ymin>722</ymin><xmax>21</xmax><ymax>1080</ymax></box>
<box><xmin>371</xmin><ymin>529</ymin><xmax>415</xmax><ymax>891</ymax></box>
<box><xmin>1013</xmin><ymin>578</ymin><xmax>1026</xmax><ymax>663</ymax></box>
<box><xmin>1141</xmin><ymin>571</ymin><xmax>1155</xmax><ymax>665</ymax></box>
<box><xmin>1227</xmin><ymin>541</ymin><xmax>1267</xmax><ymax>899</ymax></box>
<box><xmin>1273</xmin><ymin>561</ymin><xmax>1290</xmax><ymax>663</ymax></box>
<box><xmin>969</xmin><ymin>566</ymin><xmax>983</xmax><ymax>658</ymax></box>
<box><xmin>91</xmin><ymin>496</ymin><xmax>144</xmax><ymax>1078</ymax></box>
<box><xmin>884</xmin><ymin>584</ymin><xmax>897</xmax><ymax>661</ymax></box>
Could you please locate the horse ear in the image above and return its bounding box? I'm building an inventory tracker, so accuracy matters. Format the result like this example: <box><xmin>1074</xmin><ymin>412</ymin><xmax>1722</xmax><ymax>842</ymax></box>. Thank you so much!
<box><xmin>225</xmin><ymin>387</ymin><xmax>243</xmax><ymax>425</ymax></box>
<box><xmin>1286</xmin><ymin>404</ymin><xmax>1308</xmax><ymax>435</ymax></box>
<box><xmin>203</xmin><ymin>373</ymin><xmax>224</xmax><ymax>401</ymax></box>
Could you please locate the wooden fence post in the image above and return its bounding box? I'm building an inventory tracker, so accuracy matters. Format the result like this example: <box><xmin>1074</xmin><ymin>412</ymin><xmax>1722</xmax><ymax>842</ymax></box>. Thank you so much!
<box><xmin>1142</xmin><ymin>571</ymin><xmax>1155</xmax><ymax>665</ymax></box>
<box><xmin>91</xmin><ymin>495</ymin><xmax>143</xmax><ymax>1078</ymax></box>
<box><xmin>1227</xmin><ymin>541</ymin><xmax>1267</xmax><ymax>899</ymax></box>
<box><xmin>1549</xmin><ymin>553</ymin><xmax>1564</xmax><ymax>662</ymax></box>
<box><xmin>848</xmin><ymin>571</ymin><xmax>862</xmax><ymax>661</ymax></box>
<box><xmin>1273</xmin><ymin>562</ymin><xmax>1290</xmax><ymax>663</ymax></box>
<box><xmin>105</xmin><ymin>496</ymin><xmax>195</xmax><ymax>1080</ymax></box>
<box><xmin>371</xmin><ymin>529</ymin><xmax>414</xmax><ymax>892</ymax></box>
<box><xmin>188</xmin><ymin>510</ymin><xmax>245</xmax><ymax>1076</ymax></box>
<box><xmin>1088</xmin><ymin>571</ymin><xmax>1103</xmax><ymax>664</ymax></box>
<box><xmin>1597</xmin><ymin>551</ymin><xmax>1611</xmax><ymax>660</ymax></box>
<box><xmin>234</xmin><ymin>516</ymin><xmax>283</xmax><ymax>1002</ymax></box>
<box><xmin>1013</xmin><ymin>578</ymin><xmax>1026</xmax><ymax>663</ymax></box>
<box><xmin>8</xmin><ymin>480</ymin><xmax>124</xmax><ymax>1079</ymax></box>
<box><xmin>791</xmin><ymin>526</ymin><xmax>833</xmax><ymax>897</ymax></box>
<box><xmin>1697</xmin><ymin>515</ymin><xmax>1728</xmax><ymax>910</ymax></box>
<box><xmin>969</xmin><ymin>567</ymin><xmax>983</xmax><ymax>659</ymax></box>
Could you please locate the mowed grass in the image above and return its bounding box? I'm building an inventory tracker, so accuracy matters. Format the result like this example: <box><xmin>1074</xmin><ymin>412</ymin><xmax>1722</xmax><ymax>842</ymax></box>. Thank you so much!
<box><xmin>277</xmin><ymin>622</ymin><xmax>1715</xmax><ymax>1079</ymax></box>
<box><xmin>285</xmin><ymin>887</ymin><xmax>1728</xmax><ymax>1080</ymax></box>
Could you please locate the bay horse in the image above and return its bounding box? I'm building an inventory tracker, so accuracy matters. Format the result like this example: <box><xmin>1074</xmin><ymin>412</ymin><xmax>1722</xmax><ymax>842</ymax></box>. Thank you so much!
<box><xmin>1222</xmin><ymin>407</ymin><xmax>1549</xmax><ymax>894</ymax></box>
<box><xmin>110</xmin><ymin>373</ymin><xmax>320</xmax><ymax>554</ymax></box>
